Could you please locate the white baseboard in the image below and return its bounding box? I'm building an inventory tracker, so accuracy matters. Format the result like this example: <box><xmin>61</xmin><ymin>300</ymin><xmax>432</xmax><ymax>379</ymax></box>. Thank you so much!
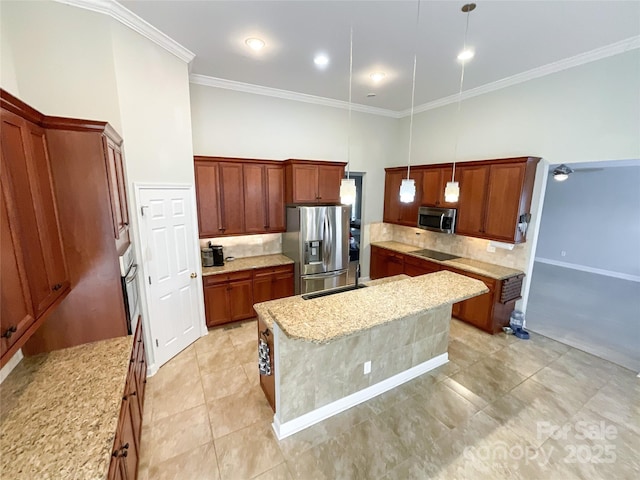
<box><xmin>0</xmin><ymin>349</ymin><xmax>24</xmax><ymax>383</ymax></box>
<box><xmin>360</xmin><ymin>276</ymin><xmax>371</xmax><ymax>282</ymax></box>
<box><xmin>535</xmin><ymin>257</ymin><xmax>640</xmax><ymax>283</ymax></box>
<box><xmin>272</xmin><ymin>352</ymin><xmax>448</xmax><ymax>440</ymax></box>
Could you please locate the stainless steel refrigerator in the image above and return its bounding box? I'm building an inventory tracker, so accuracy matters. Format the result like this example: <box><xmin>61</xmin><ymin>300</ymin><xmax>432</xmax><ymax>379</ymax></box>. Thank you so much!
<box><xmin>283</xmin><ymin>205</ymin><xmax>350</xmax><ymax>295</ymax></box>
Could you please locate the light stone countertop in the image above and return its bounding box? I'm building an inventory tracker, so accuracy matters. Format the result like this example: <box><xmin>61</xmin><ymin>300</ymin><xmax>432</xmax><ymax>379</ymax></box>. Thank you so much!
<box><xmin>254</xmin><ymin>270</ymin><xmax>488</xmax><ymax>344</ymax></box>
<box><xmin>202</xmin><ymin>253</ymin><xmax>293</xmax><ymax>276</ymax></box>
<box><xmin>0</xmin><ymin>336</ymin><xmax>133</xmax><ymax>479</ymax></box>
<box><xmin>372</xmin><ymin>241</ymin><xmax>523</xmax><ymax>280</ymax></box>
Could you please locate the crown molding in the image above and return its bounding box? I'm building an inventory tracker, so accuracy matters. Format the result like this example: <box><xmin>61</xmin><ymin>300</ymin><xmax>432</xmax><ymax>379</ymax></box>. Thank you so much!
<box><xmin>398</xmin><ymin>35</ymin><xmax>640</xmax><ymax>117</ymax></box>
<box><xmin>53</xmin><ymin>0</ymin><xmax>195</xmax><ymax>64</ymax></box>
<box><xmin>189</xmin><ymin>74</ymin><xmax>401</xmax><ymax>118</ymax></box>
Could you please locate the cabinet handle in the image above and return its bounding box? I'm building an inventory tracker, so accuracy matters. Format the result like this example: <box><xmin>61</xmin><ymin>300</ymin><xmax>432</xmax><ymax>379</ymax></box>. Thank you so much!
<box><xmin>140</xmin><ymin>359</ymin><xmax>144</xmax><ymax>363</ymax></box>
<box><xmin>121</xmin><ymin>450</ymin><xmax>128</xmax><ymax>458</ymax></box>
<box><xmin>124</xmin><ymin>222</ymin><xmax>129</xmax><ymax>226</ymax></box>
<box><xmin>260</xmin><ymin>329</ymin><xmax>270</xmax><ymax>338</ymax></box>
<box><xmin>122</xmin><ymin>443</ymin><xmax>129</xmax><ymax>450</ymax></box>
<box><xmin>52</xmin><ymin>284</ymin><xmax>63</xmax><ymax>291</ymax></box>
<box><xmin>138</xmin><ymin>338</ymin><xmax>143</xmax><ymax>343</ymax></box>
<box><xmin>130</xmin><ymin>391</ymin><xmax>137</xmax><ymax>397</ymax></box>
<box><xmin>2</xmin><ymin>326</ymin><xmax>17</xmax><ymax>339</ymax></box>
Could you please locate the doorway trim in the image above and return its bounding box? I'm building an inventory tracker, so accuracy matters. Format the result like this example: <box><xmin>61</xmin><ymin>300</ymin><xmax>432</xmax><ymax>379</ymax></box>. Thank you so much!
<box><xmin>133</xmin><ymin>182</ymin><xmax>208</xmax><ymax>376</ymax></box>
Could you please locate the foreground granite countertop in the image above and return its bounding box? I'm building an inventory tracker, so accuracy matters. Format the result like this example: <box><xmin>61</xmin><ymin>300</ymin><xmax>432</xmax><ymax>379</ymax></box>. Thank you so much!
<box><xmin>0</xmin><ymin>336</ymin><xmax>133</xmax><ymax>479</ymax></box>
<box><xmin>202</xmin><ymin>253</ymin><xmax>293</xmax><ymax>276</ymax></box>
<box><xmin>372</xmin><ymin>241</ymin><xmax>523</xmax><ymax>280</ymax></box>
<box><xmin>254</xmin><ymin>271</ymin><xmax>487</xmax><ymax>343</ymax></box>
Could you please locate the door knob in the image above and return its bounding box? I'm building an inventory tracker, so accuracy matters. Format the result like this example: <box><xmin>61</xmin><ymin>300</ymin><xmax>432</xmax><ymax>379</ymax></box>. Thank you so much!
<box><xmin>190</xmin><ymin>272</ymin><xmax>197</xmax><ymax>279</ymax></box>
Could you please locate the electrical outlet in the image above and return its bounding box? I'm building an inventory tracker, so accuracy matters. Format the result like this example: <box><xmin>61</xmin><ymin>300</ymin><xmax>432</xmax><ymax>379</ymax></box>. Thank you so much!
<box><xmin>363</xmin><ymin>361</ymin><xmax>371</xmax><ymax>375</ymax></box>
<box><xmin>561</xmin><ymin>250</ymin><xmax>566</xmax><ymax>257</ymax></box>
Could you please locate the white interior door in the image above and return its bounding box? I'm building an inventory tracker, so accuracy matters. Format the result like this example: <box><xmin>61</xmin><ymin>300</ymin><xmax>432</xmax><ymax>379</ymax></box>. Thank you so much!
<box><xmin>139</xmin><ymin>187</ymin><xmax>203</xmax><ymax>368</ymax></box>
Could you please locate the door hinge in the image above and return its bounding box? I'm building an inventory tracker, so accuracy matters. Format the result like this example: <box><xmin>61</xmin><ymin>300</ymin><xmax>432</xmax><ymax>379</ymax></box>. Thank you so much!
<box><xmin>148</xmin><ymin>276</ymin><xmax>151</xmax><ymax>285</ymax></box>
<box><xmin>155</xmin><ymin>339</ymin><xmax>159</xmax><ymax>347</ymax></box>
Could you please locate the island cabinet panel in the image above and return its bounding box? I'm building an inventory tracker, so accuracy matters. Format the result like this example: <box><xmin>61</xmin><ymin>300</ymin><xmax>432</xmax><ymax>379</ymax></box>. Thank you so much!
<box><xmin>421</xmin><ymin>166</ymin><xmax>457</xmax><ymax>208</ymax></box>
<box><xmin>194</xmin><ymin>160</ymin><xmax>222</xmax><ymax>237</ymax></box>
<box><xmin>284</xmin><ymin>160</ymin><xmax>346</xmax><ymax>204</ymax></box>
<box><xmin>257</xmin><ymin>316</ymin><xmax>276</xmax><ymax>412</ymax></box>
<box><xmin>383</xmin><ymin>169</ymin><xmax>422</xmax><ymax>226</ymax></box>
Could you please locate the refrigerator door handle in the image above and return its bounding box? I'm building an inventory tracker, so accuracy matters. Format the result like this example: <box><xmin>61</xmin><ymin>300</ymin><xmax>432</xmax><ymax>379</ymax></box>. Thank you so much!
<box><xmin>301</xmin><ymin>269</ymin><xmax>348</xmax><ymax>280</ymax></box>
<box><xmin>323</xmin><ymin>213</ymin><xmax>330</xmax><ymax>271</ymax></box>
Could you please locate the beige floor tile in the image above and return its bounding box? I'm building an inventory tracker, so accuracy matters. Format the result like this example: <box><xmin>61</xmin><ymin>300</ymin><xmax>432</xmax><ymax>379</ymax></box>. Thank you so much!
<box><xmin>528</xmin><ymin>364</ymin><xmax>600</xmax><ymax>406</ymax></box>
<box><xmin>490</xmin><ymin>342</ymin><xmax>553</xmax><ymax>378</ymax></box>
<box><xmin>450</xmin><ymin>356</ymin><xmax>527</xmax><ymax>403</ymax></box>
<box><xmin>584</xmin><ymin>374</ymin><xmax>640</xmax><ymax>435</ymax></box>
<box><xmin>235</xmin><ymin>339</ymin><xmax>258</xmax><ymax>365</ymax></box>
<box><xmin>362</xmin><ymin>384</ymin><xmax>413</xmax><ymax>415</ymax></box>
<box><xmin>417</xmin><ymin>381</ymin><xmax>480</xmax><ymax>429</ymax></box>
<box><xmin>215</xmin><ymin>420</ymin><xmax>284</xmax><ymax>480</ymax></box>
<box><xmin>426</xmin><ymin>359</ymin><xmax>461</xmax><ymax>382</ymax></box>
<box><xmin>152</xmin><ymin>370</ymin><xmax>205</xmax><ymax>422</ymax></box>
<box><xmin>251</xmin><ymin>462</ymin><xmax>292</xmax><ymax>480</ymax></box>
<box><xmin>447</xmin><ymin>338</ymin><xmax>485</xmax><ymax>367</ymax></box>
<box><xmin>228</xmin><ymin>320</ymin><xmax>258</xmax><ymax>347</ymax></box>
<box><xmin>195</xmin><ymin>329</ymin><xmax>234</xmax><ymax>355</ymax></box>
<box><xmin>148</xmin><ymin>442</ymin><xmax>220</xmax><ymax>480</ymax></box>
<box><xmin>196</xmin><ymin>342</ymin><xmax>242</xmax><ymax>377</ymax></box>
<box><xmin>286</xmin><ymin>435</ymin><xmax>359</xmax><ymax>480</ymax></box>
<box><xmin>201</xmin><ymin>365</ymin><xmax>251</xmax><ymax>402</ymax></box>
<box><xmin>148</xmin><ymin>404</ymin><xmax>213</xmax><ymax>466</ymax></box>
<box><xmin>149</xmin><ymin>347</ymin><xmax>199</xmax><ymax>393</ymax></box>
<box><xmin>207</xmin><ymin>386</ymin><xmax>274</xmax><ymax>439</ymax></box>
<box><xmin>242</xmin><ymin>361</ymin><xmax>260</xmax><ymax>386</ymax></box>
<box><xmin>509</xmin><ymin>378</ymin><xmax>577</xmax><ymax>425</ymax></box>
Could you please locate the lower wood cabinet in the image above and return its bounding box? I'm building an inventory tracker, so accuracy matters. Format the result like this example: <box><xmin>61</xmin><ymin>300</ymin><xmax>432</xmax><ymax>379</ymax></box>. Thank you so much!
<box><xmin>203</xmin><ymin>265</ymin><xmax>294</xmax><ymax>328</ymax></box>
<box><xmin>109</xmin><ymin>318</ymin><xmax>146</xmax><ymax>480</ymax></box>
<box><xmin>370</xmin><ymin>246</ymin><xmax>524</xmax><ymax>334</ymax></box>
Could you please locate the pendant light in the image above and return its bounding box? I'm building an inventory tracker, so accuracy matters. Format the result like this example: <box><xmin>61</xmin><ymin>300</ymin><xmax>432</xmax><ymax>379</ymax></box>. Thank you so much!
<box><xmin>340</xmin><ymin>26</ymin><xmax>357</xmax><ymax>205</ymax></box>
<box><xmin>445</xmin><ymin>2</ymin><xmax>476</xmax><ymax>203</ymax></box>
<box><xmin>399</xmin><ymin>0</ymin><xmax>421</xmax><ymax>204</ymax></box>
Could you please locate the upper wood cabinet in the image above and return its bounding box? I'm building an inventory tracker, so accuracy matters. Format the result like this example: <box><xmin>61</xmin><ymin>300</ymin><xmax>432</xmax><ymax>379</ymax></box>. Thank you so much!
<box><xmin>1</xmin><ymin>91</ymin><xmax>71</xmax><ymax>365</ymax></box>
<box><xmin>383</xmin><ymin>157</ymin><xmax>540</xmax><ymax>243</ymax></box>
<box><xmin>103</xmin><ymin>135</ymin><xmax>130</xmax><ymax>253</ymax></box>
<box><xmin>456</xmin><ymin>157</ymin><xmax>539</xmax><ymax>243</ymax></box>
<box><xmin>421</xmin><ymin>166</ymin><xmax>457</xmax><ymax>208</ymax></box>
<box><xmin>194</xmin><ymin>157</ymin><xmax>286</xmax><ymax>238</ymax></box>
<box><xmin>284</xmin><ymin>160</ymin><xmax>346</xmax><ymax>204</ymax></box>
<box><xmin>383</xmin><ymin>169</ymin><xmax>422</xmax><ymax>227</ymax></box>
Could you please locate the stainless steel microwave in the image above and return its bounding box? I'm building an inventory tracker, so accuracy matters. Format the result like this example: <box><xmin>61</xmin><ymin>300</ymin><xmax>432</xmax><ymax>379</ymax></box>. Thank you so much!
<box><xmin>417</xmin><ymin>207</ymin><xmax>457</xmax><ymax>234</ymax></box>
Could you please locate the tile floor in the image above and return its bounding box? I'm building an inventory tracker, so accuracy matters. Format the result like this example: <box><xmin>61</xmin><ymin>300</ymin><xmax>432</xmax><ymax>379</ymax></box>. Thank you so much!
<box><xmin>137</xmin><ymin>318</ymin><xmax>639</xmax><ymax>480</ymax></box>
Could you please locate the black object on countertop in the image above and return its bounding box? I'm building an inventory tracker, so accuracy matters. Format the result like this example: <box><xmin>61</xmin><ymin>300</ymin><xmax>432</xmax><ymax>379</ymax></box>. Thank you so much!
<box><xmin>302</xmin><ymin>284</ymin><xmax>367</xmax><ymax>300</ymax></box>
<box><xmin>410</xmin><ymin>249</ymin><xmax>461</xmax><ymax>262</ymax></box>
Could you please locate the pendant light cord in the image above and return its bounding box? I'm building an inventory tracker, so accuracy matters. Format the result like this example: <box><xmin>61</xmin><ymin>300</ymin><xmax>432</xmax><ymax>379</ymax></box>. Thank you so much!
<box><xmin>452</xmin><ymin>4</ymin><xmax>473</xmax><ymax>182</ymax></box>
<box><xmin>406</xmin><ymin>0</ymin><xmax>421</xmax><ymax>180</ymax></box>
<box><xmin>347</xmin><ymin>26</ymin><xmax>353</xmax><ymax>180</ymax></box>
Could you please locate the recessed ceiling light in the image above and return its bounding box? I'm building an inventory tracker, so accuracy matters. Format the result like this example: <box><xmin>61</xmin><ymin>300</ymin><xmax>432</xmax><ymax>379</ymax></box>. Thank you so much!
<box><xmin>370</xmin><ymin>72</ymin><xmax>386</xmax><ymax>82</ymax></box>
<box><xmin>245</xmin><ymin>37</ymin><xmax>265</xmax><ymax>51</ymax></box>
<box><xmin>457</xmin><ymin>48</ymin><xmax>475</xmax><ymax>62</ymax></box>
<box><xmin>314</xmin><ymin>54</ymin><xmax>329</xmax><ymax>67</ymax></box>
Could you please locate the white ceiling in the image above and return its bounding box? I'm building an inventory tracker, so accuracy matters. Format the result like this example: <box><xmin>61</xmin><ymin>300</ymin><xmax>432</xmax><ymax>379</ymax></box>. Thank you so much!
<box><xmin>120</xmin><ymin>0</ymin><xmax>640</xmax><ymax>112</ymax></box>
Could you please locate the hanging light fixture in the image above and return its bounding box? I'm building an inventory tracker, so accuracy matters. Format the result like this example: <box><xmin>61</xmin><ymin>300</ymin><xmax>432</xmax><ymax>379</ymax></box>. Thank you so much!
<box><xmin>445</xmin><ymin>2</ymin><xmax>476</xmax><ymax>203</ymax></box>
<box><xmin>399</xmin><ymin>0</ymin><xmax>421</xmax><ymax>203</ymax></box>
<box><xmin>340</xmin><ymin>27</ymin><xmax>357</xmax><ymax>205</ymax></box>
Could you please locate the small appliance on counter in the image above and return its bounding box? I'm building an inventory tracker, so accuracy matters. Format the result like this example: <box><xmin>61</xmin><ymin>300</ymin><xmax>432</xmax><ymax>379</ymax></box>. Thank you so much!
<box><xmin>201</xmin><ymin>244</ymin><xmax>214</xmax><ymax>267</ymax></box>
<box><xmin>212</xmin><ymin>244</ymin><xmax>225</xmax><ymax>266</ymax></box>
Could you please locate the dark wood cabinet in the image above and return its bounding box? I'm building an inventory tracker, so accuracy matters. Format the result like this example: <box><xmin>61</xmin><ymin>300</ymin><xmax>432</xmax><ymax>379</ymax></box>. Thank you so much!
<box><xmin>284</xmin><ymin>159</ymin><xmax>346</xmax><ymax>204</ymax></box>
<box><xmin>421</xmin><ymin>166</ymin><xmax>457</xmax><ymax>208</ymax></box>
<box><xmin>383</xmin><ymin>169</ymin><xmax>422</xmax><ymax>226</ymax></box>
<box><xmin>369</xmin><ymin>245</ymin><xmax>524</xmax><ymax>334</ymax></box>
<box><xmin>203</xmin><ymin>271</ymin><xmax>254</xmax><ymax>327</ymax></box>
<box><xmin>108</xmin><ymin>320</ymin><xmax>146</xmax><ymax>480</ymax></box>
<box><xmin>194</xmin><ymin>157</ymin><xmax>286</xmax><ymax>238</ymax></box>
<box><xmin>252</xmin><ymin>265</ymin><xmax>294</xmax><ymax>308</ymax></box>
<box><xmin>104</xmin><ymin>136</ymin><xmax>130</xmax><ymax>253</ymax></box>
<box><xmin>455</xmin><ymin>164</ymin><xmax>489</xmax><ymax>237</ymax></box>
<box><xmin>258</xmin><ymin>316</ymin><xmax>276</xmax><ymax>412</ymax></box>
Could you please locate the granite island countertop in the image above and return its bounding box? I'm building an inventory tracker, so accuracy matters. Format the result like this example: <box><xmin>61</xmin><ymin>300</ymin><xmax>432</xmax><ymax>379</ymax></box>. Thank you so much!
<box><xmin>0</xmin><ymin>336</ymin><xmax>133</xmax><ymax>479</ymax></box>
<box><xmin>254</xmin><ymin>270</ymin><xmax>487</xmax><ymax>344</ymax></box>
<box><xmin>371</xmin><ymin>241</ymin><xmax>523</xmax><ymax>280</ymax></box>
<box><xmin>202</xmin><ymin>253</ymin><xmax>293</xmax><ymax>276</ymax></box>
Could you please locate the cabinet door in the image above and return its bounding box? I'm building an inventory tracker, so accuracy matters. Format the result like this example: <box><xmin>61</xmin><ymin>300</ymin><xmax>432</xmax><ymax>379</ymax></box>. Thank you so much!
<box><xmin>272</xmin><ymin>268</ymin><xmax>294</xmax><ymax>300</ymax></box>
<box><xmin>455</xmin><ymin>164</ymin><xmax>489</xmax><ymax>236</ymax></box>
<box><xmin>369</xmin><ymin>246</ymin><xmax>385</xmax><ymax>280</ymax></box>
<box><xmin>291</xmin><ymin>164</ymin><xmax>319</xmax><ymax>203</ymax></box>
<box><xmin>219</xmin><ymin>163</ymin><xmax>245</xmax><ymax>235</ymax></box>
<box><xmin>243</xmin><ymin>164</ymin><xmax>267</xmax><ymax>233</ymax></box>
<box><xmin>228</xmin><ymin>279</ymin><xmax>254</xmax><ymax>321</ymax></box>
<box><xmin>0</xmin><ymin>179</ymin><xmax>35</xmax><ymax>357</ymax></box>
<box><xmin>265</xmin><ymin>165</ymin><xmax>285</xmax><ymax>231</ymax></box>
<box><xmin>119</xmin><ymin>396</ymin><xmax>139</xmax><ymax>480</ymax></box>
<box><xmin>104</xmin><ymin>138</ymin><xmax>129</xmax><ymax>245</ymax></box>
<box><xmin>252</xmin><ymin>272</ymin><xmax>273</xmax><ymax>306</ymax></box>
<box><xmin>386</xmin><ymin>252</ymin><xmax>405</xmax><ymax>277</ymax></box>
<box><xmin>459</xmin><ymin>289</ymin><xmax>495</xmax><ymax>332</ymax></box>
<box><xmin>484</xmin><ymin>163</ymin><xmax>526</xmax><ymax>242</ymax></box>
<box><xmin>194</xmin><ymin>160</ymin><xmax>222</xmax><ymax>238</ymax></box>
<box><xmin>399</xmin><ymin>170</ymin><xmax>422</xmax><ymax>226</ymax></box>
<box><xmin>383</xmin><ymin>171</ymin><xmax>404</xmax><ymax>223</ymax></box>
<box><xmin>204</xmin><ymin>284</ymin><xmax>230</xmax><ymax>327</ymax></box>
<box><xmin>403</xmin><ymin>256</ymin><xmax>441</xmax><ymax>277</ymax></box>
<box><xmin>421</xmin><ymin>168</ymin><xmax>443</xmax><ymax>207</ymax></box>
<box><xmin>125</xmin><ymin>368</ymin><xmax>142</xmax><ymax>445</ymax></box>
<box><xmin>317</xmin><ymin>164</ymin><xmax>343</xmax><ymax>203</ymax></box>
<box><xmin>0</xmin><ymin>111</ymin><xmax>68</xmax><ymax>316</ymax></box>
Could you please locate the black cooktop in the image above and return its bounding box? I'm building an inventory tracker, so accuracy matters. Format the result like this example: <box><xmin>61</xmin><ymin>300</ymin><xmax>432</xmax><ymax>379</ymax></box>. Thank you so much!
<box><xmin>410</xmin><ymin>249</ymin><xmax>461</xmax><ymax>262</ymax></box>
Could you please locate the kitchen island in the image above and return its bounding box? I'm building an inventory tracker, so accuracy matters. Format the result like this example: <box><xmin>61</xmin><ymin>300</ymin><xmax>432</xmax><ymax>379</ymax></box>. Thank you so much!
<box><xmin>253</xmin><ymin>270</ymin><xmax>487</xmax><ymax>439</ymax></box>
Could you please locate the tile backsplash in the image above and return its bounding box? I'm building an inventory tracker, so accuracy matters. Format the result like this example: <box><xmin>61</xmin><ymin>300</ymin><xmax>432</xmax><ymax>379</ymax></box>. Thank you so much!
<box><xmin>199</xmin><ymin>233</ymin><xmax>282</xmax><ymax>259</ymax></box>
<box><xmin>369</xmin><ymin>222</ymin><xmax>528</xmax><ymax>271</ymax></box>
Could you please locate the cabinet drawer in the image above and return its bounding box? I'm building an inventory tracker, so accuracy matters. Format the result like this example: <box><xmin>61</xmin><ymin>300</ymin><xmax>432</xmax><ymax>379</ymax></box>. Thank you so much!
<box><xmin>253</xmin><ymin>265</ymin><xmax>293</xmax><ymax>279</ymax></box>
<box><xmin>203</xmin><ymin>270</ymin><xmax>252</xmax><ymax>286</ymax></box>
